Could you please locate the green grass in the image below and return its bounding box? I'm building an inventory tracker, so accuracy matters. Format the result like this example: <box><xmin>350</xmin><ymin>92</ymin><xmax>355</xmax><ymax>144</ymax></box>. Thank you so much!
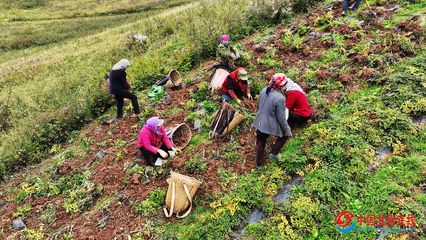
<box><xmin>140</xmin><ymin>4</ymin><xmax>426</xmax><ymax>238</ymax></box>
<box><xmin>0</xmin><ymin>0</ymin><xmax>265</xmax><ymax>178</ymax></box>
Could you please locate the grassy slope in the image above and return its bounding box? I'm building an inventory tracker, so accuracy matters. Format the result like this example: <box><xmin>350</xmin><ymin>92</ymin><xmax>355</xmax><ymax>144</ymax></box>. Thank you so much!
<box><xmin>0</xmin><ymin>0</ymin><xmax>256</xmax><ymax>176</ymax></box>
<box><xmin>0</xmin><ymin>0</ymin><xmax>192</xmax><ymax>56</ymax></box>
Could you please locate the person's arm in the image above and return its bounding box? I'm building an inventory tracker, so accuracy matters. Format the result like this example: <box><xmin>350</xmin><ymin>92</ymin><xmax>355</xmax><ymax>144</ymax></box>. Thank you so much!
<box><xmin>231</xmin><ymin>46</ymin><xmax>240</xmax><ymax>59</ymax></box>
<box><xmin>285</xmin><ymin>91</ymin><xmax>297</xmax><ymax>111</ymax></box>
<box><xmin>161</xmin><ymin>127</ymin><xmax>173</xmax><ymax>149</ymax></box>
<box><xmin>122</xmin><ymin>71</ymin><xmax>131</xmax><ymax>89</ymax></box>
<box><xmin>140</xmin><ymin>128</ymin><xmax>159</xmax><ymax>154</ymax></box>
<box><xmin>276</xmin><ymin>98</ymin><xmax>292</xmax><ymax>137</ymax></box>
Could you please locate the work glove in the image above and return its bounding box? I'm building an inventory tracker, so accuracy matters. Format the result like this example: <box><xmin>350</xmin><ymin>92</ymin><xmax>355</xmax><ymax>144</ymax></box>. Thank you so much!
<box><xmin>172</xmin><ymin>147</ymin><xmax>182</xmax><ymax>154</ymax></box>
<box><xmin>231</xmin><ymin>53</ymin><xmax>237</xmax><ymax>60</ymax></box>
<box><xmin>157</xmin><ymin>149</ymin><xmax>169</xmax><ymax>159</ymax></box>
<box><xmin>247</xmin><ymin>94</ymin><xmax>253</xmax><ymax>100</ymax></box>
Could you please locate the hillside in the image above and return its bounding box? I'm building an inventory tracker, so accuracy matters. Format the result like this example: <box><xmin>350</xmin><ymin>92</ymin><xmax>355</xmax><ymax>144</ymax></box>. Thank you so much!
<box><xmin>0</xmin><ymin>0</ymin><xmax>425</xmax><ymax>239</ymax></box>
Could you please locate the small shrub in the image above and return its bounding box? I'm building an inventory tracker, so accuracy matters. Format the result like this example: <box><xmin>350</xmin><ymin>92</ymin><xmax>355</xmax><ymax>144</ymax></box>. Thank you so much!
<box><xmin>13</xmin><ymin>204</ymin><xmax>32</xmax><ymax>219</ymax></box>
<box><xmin>292</xmin><ymin>0</ymin><xmax>321</xmax><ymax>13</ymax></box>
<box><xmin>282</xmin><ymin>29</ymin><xmax>306</xmax><ymax>51</ymax></box>
<box><xmin>382</xmin><ymin>72</ymin><xmax>425</xmax><ymax>115</ymax></box>
<box><xmin>40</xmin><ymin>204</ymin><xmax>56</xmax><ymax>224</ymax></box>
<box><xmin>203</xmin><ymin>101</ymin><xmax>218</xmax><ymax>113</ymax></box>
<box><xmin>248</xmin><ymin>0</ymin><xmax>292</xmax><ymax>24</ymax></box>
<box><xmin>250</xmin><ymin>74</ymin><xmax>266</xmax><ymax>96</ymax></box>
<box><xmin>191</xmin><ymin>82</ymin><xmax>210</xmax><ymax>102</ymax></box>
<box><xmin>185</xmin><ymin>153</ymin><xmax>208</xmax><ymax>173</ymax></box>
<box><xmin>224</xmin><ymin>152</ymin><xmax>242</xmax><ymax>164</ymax></box>
<box><xmin>258</xmin><ymin>48</ymin><xmax>282</xmax><ymax>68</ymax></box>
<box><xmin>134</xmin><ymin>189</ymin><xmax>166</xmax><ymax>215</ymax></box>
<box><xmin>313</xmin><ymin>11</ymin><xmax>334</xmax><ymax>30</ymax></box>
<box><xmin>24</xmin><ymin>227</ymin><xmax>45</xmax><ymax>240</ymax></box>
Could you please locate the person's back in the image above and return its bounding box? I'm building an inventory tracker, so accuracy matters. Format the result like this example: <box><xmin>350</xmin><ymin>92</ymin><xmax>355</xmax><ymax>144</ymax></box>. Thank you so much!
<box><xmin>109</xmin><ymin>59</ymin><xmax>140</xmax><ymax>118</ymax></box>
<box><xmin>216</xmin><ymin>43</ymin><xmax>233</xmax><ymax>65</ymax></box>
<box><xmin>253</xmin><ymin>73</ymin><xmax>292</xmax><ymax>167</ymax></box>
<box><xmin>286</xmin><ymin>90</ymin><xmax>311</xmax><ymax>118</ymax></box>
<box><xmin>253</xmin><ymin>88</ymin><xmax>290</xmax><ymax>138</ymax></box>
<box><xmin>109</xmin><ymin>69</ymin><xmax>128</xmax><ymax>94</ymax></box>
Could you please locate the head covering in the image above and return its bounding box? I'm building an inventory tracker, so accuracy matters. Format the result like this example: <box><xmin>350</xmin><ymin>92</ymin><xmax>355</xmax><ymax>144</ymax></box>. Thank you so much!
<box><xmin>146</xmin><ymin>117</ymin><xmax>163</xmax><ymax>135</ymax></box>
<box><xmin>266</xmin><ymin>73</ymin><xmax>288</xmax><ymax>95</ymax></box>
<box><xmin>238</xmin><ymin>69</ymin><xmax>249</xmax><ymax>81</ymax></box>
<box><xmin>285</xmin><ymin>78</ymin><xmax>305</xmax><ymax>94</ymax></box>
<box><xmin>229</xmin><ymin>68</ymin><xmax>248</xmax><ymax>81</ymax></box>
<box><xmin>219</xmin><ymin>34</ymin><xmax>231</xmax><ymax>42</ymax></box>
<box><xmin>112</xmin><ymin>59</ymin><xmax>130</xmax><ymax>71</ymax></box>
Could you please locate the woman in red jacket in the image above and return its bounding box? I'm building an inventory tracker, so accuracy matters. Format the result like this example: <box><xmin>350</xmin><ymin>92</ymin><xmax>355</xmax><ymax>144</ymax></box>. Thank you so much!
<box><xmin>137</xmin><ymin>117</ymin><xmax>180</xmax><ymax>166</ymax></box>
<box><xmin>285</xmin><ymin>78</ymin><xmax>311</xmax><ymax>126</ymax></box>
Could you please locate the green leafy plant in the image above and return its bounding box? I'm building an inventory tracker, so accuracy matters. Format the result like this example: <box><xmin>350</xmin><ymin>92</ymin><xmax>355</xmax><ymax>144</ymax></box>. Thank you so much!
<box><xmin>12</xmin><ymin>204</ymin><xmax>32</xmax><ymax>219</ymax></box>
<box><xmin>40</xmin><ymin>203</ymin><xmax>56</xmax><ymax>224</ymax></box>
<box><xmin>258</xmin><ymin>48</ymin><xmax>282</xmax><ymax>68</ymax></box>
<box><xmin>134</xmin><ymin>189</ymin><xmax>166</xmax><ymax>215</ymax></box>
<box><xmin>185</xmin><ymin>153</ymin><xmax>208</xmax><ymax>173</ymax></box>
<box><xmin>191</xmin><ymin>82</ymin><xmax>210</xmax><ymax>102</ymax></box>
<box><xmin>282</xmin><ymin>29</ymin><xmax>306</xmax><ymax>51</ymax></box>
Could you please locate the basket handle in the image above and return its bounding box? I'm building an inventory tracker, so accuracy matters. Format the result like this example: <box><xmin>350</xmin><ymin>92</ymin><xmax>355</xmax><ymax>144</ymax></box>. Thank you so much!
<box><xmin>163</xmin><ymin>181</ymin><xmax>176</xmax><ymax>218</ymax></box>
<box><xmin>176</xmin><ymin>183</ymin><xmax>193</xmax><ymax>219</ymax></box>
<box><xmin>209</xmin><ymin>101</ymin><xmax>225</xmax><ymax>139</ymax></box>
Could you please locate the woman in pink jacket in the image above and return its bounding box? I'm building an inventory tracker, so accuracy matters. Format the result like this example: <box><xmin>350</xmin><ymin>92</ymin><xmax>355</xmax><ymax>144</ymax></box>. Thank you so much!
<box><xmin>137</xmin><ymin>117</ymin><xmax>180</xmax><ymax>166</ymax></box>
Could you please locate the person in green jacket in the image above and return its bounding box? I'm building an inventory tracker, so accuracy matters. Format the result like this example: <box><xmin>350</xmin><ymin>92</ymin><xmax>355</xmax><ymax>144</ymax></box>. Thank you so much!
<box><xmin>216</xmin><ymin>34</ymin><xmax>240</xmax><ymax>72</ymax></box>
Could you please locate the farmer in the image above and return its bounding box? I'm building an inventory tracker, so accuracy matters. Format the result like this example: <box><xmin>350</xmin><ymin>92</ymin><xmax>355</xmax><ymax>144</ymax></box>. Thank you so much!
<box><xmin>221</xmin><ymin>68</ymin><xmax>253</xmax><ymax>105</ymax></box>
<box><xmin>253</xmin><ymin>73</ymin><xmax>292</xmax><ymax>167</ymax></box>
<box><xmin>109</xmin><ymin>59</ymin><xmax>140</xmax><ymax>119</ymax></box>
<box><xmin>216</xmin><ymin>34</ymin><xmax>240</xmax><ymax>71</ymax></box>
<box><xmin>137</xmin><ymin>117</ymin><xmax>181</xmax><ymax>166</ymax></box>
<box><xmin>342</xmin><ymin>0</ymin><xmax>362</xmax><ymax>15</ymax></box>
<box><xmin>284</xmin><ymin>78</ymin><xmax>311</xmax><ymax>127</ymax></box>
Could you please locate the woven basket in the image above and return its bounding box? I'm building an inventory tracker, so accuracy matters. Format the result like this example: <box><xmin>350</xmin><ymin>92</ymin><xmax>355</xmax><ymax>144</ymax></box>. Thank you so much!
<box><xmin>166</xmin><ymin>123</ymin><xmax>192</xmax><ymax>150</ymax></box>
<box><xmin>221</xmin><ymin>112</ymin><xmax>245</xmax><ymax>136</ymax></box>
<box><xmin>164</xmin><ymin>70</ymin><xmax>182</xmax><ymax>90</ymax></box>
<box><xmin>164</xmin><ymin>172</ymin><xmax>201</xmax><ymax>218</ymax></box>
<box><xmin>210</xmin><ymin>102</ymin><xmax>244</xmax><ymax>138</ymax></box>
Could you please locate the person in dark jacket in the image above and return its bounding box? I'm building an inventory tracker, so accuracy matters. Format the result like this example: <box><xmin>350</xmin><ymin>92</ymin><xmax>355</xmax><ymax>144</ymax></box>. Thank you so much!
<box><xmin>284</xmin><ymin>78</ymin><xmax>311</xmax><ymax>127</ymax></box>
<box><xmin>342</xmin><ymin>0</ymin><xmax>362</xmax><ymax>15</ymax></box>
<box><xmin>216</xmin><ymin>34</ymin><xmax>240</xmax><ymax>72</ymax></box>
<box><xmin>252</xmin><ymin>73</ymin><xmax>292</xmax><ymax>167</ymax></box>
<box><xmin>109</xmin><ymin>59</ymin><xmax>140</xmax><ymax>119</ymax></box>
<box><xmin>221</xmin><ymin>68</ymin><xmax>252</xmax><ymax>105</ymax></box>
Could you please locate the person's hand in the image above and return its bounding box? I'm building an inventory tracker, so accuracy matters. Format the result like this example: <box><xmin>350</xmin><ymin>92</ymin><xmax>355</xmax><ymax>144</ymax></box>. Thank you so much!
<box><xmin>236</xmin><ymin>99</ymin><xmax>242</xmax><ymax>105</ymax></box>
<box><xmin>247</xmin><ymin>94</ymin><xmax>253</xmax><ymax>100</ymax></box>
<box><xmin>172</xmin><ymin>147</ymin><xmax>182</xmax><ymax>154</ymax></box>
<box><xmin>231</xmin><ymin>53</ymin><xmax>237</xmax><ymax>60</ymax></box>
<box><xmin>157</xmin><ymin>149</ymin><xmax>169</xmax><ymax>159</ymax></box>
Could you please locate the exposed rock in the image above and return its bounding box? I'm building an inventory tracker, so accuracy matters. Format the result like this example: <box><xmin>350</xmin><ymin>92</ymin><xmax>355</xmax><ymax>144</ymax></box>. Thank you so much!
<box><xmin>12</xmin><ymin>217</ymin><xmax>26</xmax><ymax>230</ymax></box>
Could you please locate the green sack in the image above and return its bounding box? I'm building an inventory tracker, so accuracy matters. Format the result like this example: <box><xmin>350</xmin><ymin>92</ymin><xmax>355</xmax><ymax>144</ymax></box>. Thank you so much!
<box><xmin>148</xmin><ymin>85</ymin><xmax>165</xmax><ymax>100</ymax></box>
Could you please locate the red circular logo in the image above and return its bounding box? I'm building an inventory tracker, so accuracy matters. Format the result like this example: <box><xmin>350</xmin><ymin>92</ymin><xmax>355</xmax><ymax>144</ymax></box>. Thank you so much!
<box><xmin>335</xmin><ymin>211</ymin><xmax>355</xmax><ymax>228</ymax></box>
